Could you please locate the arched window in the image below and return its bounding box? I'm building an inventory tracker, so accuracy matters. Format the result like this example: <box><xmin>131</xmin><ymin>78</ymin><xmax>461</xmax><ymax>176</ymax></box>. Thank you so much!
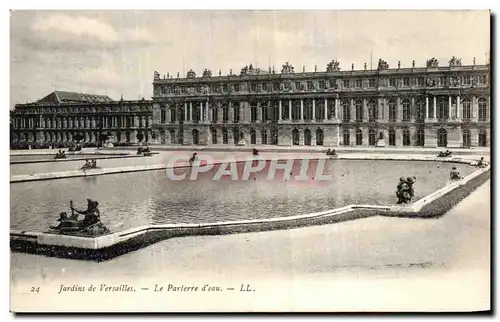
<box><xmin>261</xmin><ymin>101</ymin><xmax>268</xmax><ymax>122</ymax></box>
<box><xmin>315</xmin><ymin>99</ymin><xmax>325</xmax><ymax>121</ymax></box>
<box><xmin>292</xmin><ymin>128</ymin><xmax>299</xmax><ymax>145</ymax></box>
<box><xmin>368</xmin><ymin>99</ymin><xmax>377</xmax><ymax>122</ymax></box>
<box><xmin>356</xmin><ymin>128</ymin><xmax>363</xmax><ymax>145</ymax></box>
<box><xmin>479</xmin><ymin>128</ymin><xmax>487</xmax><ymax>147</ymax></box>
<box><xmin>212</xmin><ymin>106</ymin><xmax>219</xmax><ymax>123</ymax></box>
<box><xmin>416</xmin><ymin>126</ymin><xmax>425</xmax><ymax>146</ymax></box>
<box><xmin>211</xmin><ymin>127</ymin><xmax>217</xmax><ymax>144</ymax></box>
<box><xmin>368</xmin><ymin>128</ymin><xmax>376</xmax><ymax>146</ymax></box>
<box><xmin>462</xmin><ymin>98</ymin><xmax>471</xmax><ymax>121</ymax></box>
<box><xmin>292</xmin><ymin>100</ymin><xmax>301</xmax><ymax>121</ymax></box>
<box><xmin>462</xmin><ymin>129</ymin><xmax>471</xmax><ymax>147</ymax></box>
<box><xmin>304</xmin><ymin>100</ymin><xmax>313</xmax><ymax>121</ymax></box>
<box><xmin>437</xmin><ymin>128</ymin><xmax>447</xmax><ymax>147</ymax></box>
<box><xmin>270</xmin><ymin>128</ymin><xmax>278</xmax><ymax>145</ymax></box>
<box><xmin>355</xmin><ymin>100</ymin><xmax>363</xmax><ymax>121</ymax></box>
<box><xmin>304</xmin><ymin>128</ymin><xmax>312</xmax><ymax>146</ymax></box>
<box><xmin>250</xmin><ymin>128</ymin><xmax>256</xmax><ymax>144</ymax></box>
<box><xmin>169</xmin><ymin>129</ymin><xmax>176</xmax><ymax>144</ymax></box>
<box><xmin>316</xmin><ymin>128</ymin><xmax>324</xmax><ymax>146</ymax></box>
<box><xmin>342</xmin><ymin>100</ymin><xmax>350</xmax><ymax>121</ymax></box>
<box><xmin>222</xmin><ymin>104</ymin><xmax>229</xmax><ymax>123</ymax></box>
<box><xmin>250</xmin><ymin>104</ymin><xmax>257</xmax><ymax>122</ymax></box>
<box><xmin>233</xmin><ymin>128</ymin><xmax>240</xmax><ymax>144</ymax></box>
<box><xmin>193</xmin><ymin>104</ymin><xmax>200</xmax><ymax>123</ymax></box>
<box><xmin>402</xmin><ymin>127</ymin><xmax>411</xmax><ymax>146</ymax></box>
<box><xmin>415</xmin><ymin>99</ymin><xmax>425</xmax><ymax>121</ymax></box>
<box><xmin>478</xmin><ymin>98</ymin><xmax>488</xmax><ymax>121</ymax></box>
<box><xmin>343</xmin><ymin>128</ymin><xmax>350</xmax><ymax>146</ymax></box>
<box><xmin>438</xmin><ymin>97</ymin><xmax>448</xmax><ymax>120</ymax></box>
<box><xmin>402</xmin><ymin>99</ymin><xmax>411</xmax><ymax>121</ymax></box>
<box><xmin>261</xmin><ymin>130</ymin><xmax>268</xmax><ymax>145</ymax></box>
<box><xmin>389</xmin><ymin>128</ymin><xmax>396</xmax><ymax>146</ymax></box>
<box><xmin>222</xmin><ymin>128</ymin><xmax>229</xmax><ymax>144</ymax></box>
<box><xmin>192</xmin><ymin>129</ymin><xmax>199</xmax><ymax>145</ymax></box>
<box><xmin>388</xmin><ymin>99</ymin><xmax>397</xmax><ymax>122</ymax></box>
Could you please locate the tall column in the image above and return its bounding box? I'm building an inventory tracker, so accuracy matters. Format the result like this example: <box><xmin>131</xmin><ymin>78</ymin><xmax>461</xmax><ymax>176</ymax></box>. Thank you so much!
<box><xmin>457</xmin><ymin>95</ymin><xmax>461</xmax><ymax>119</ymax></box>
<box><xmin>189</xmin><ymin>102</ymin><xmax>193</xmax><ymax>121</ymax></box>
<box><xmin>134</xmin><ymin>116</ymin><xmax>139</xmax><ymax>127</ymax></box>
<box><xmin>433</xmin><ymin>96</ymin><xmax>437</xmax><ymax>119</ymax></box>
<box><xmin>350</xmin><ymin>98</ymin><xmax>355</xmax><ymax>122</ymax></box>
<box><xmin>312</xmin><ymin>99</ymin><xmax>316</xmax><ymax>120</ymax></box>
<box><xmin>425</xmin><ymin>96</ymin><xmax>429</xmax><ymax>119</ymax></box>
<box><xmin>335</xmin><ymin>98</ymin><xmax>340</xmax><ymax>120</ymax></box>
<box><xmin>288</xmin><ymin>100</ymin><xmax>292</xmax><ymax>120</ymax></box>
<box><xmin>205</xmin><ymin>102</ymin><xmax>209</xmax><ymax>122</ymax></box>
<box><xmin>300</xmin><ymin>99</ymin><xmax>304</xmax><ymax>120</ymax></box>
<box><xmin>324</xmin><ymin>98</ymin><xmax>328</xmax><ymax>120</ymax></box>
<box><xmin>363</xmin><ymin>98</ymin><xmax>368</xmax><ymax>121</ymax></box>
<box><xmin>278</xmin><ymin>100</ymin><xmax>282</xmax><ymax>121</ymax></box>
<box><xmin>199</xmin><ymin>102</ymin><xmax>204</xmax><ymax>121</ymax></box>
<box><xmin>448</xmin><ymin>96</ymin><xmax>452</xmax><ymax>119</ymax></box>
<box><xmin>184</xmin><ymin>103</ymin><xmax>188</xmax><ymax>121</ymax></box>
<box><xmin>396</xmin><ymin>97</ymin><xmax>402</xmax><ymax>121</ymax></box>
<box><xmin>257</xmin><ymin>102</ymin><xmax>262</xmax><ymax>123</ymax></box>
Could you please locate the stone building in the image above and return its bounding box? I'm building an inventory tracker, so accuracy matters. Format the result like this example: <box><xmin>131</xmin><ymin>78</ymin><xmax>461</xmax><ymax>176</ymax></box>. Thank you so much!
<box><xmin>10</xmin><ymin>91</ymin><xmax>154</xmax><ymax>145</ymax></box>
<box><xmin>151</xmin><ymin>57</ymin><xmax>490</xmax><ymax>148</ymax></box>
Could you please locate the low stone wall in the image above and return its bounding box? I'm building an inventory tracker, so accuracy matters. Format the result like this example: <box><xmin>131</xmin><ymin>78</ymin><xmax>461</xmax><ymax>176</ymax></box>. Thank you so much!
<box><xmin>10</xmin><ymin>154</ymin><xmax>144</xmax><ymax>165</ymax></box>
<box><xmin>10</xmin><ymin>157</ymin><xmax>490</xmax><ymax>262</ymax></box>
<box><xmin>9</xmin><ymin>154</ymin><xmax>481</xmax><ymax>183</ymax></box>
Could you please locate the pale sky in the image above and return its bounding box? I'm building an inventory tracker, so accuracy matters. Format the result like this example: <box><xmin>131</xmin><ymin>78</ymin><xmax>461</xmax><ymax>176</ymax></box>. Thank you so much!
<box><xmin>10</xmin><ymin>10</ymin><xmax>490</xmax><ymax>108</ymax></box>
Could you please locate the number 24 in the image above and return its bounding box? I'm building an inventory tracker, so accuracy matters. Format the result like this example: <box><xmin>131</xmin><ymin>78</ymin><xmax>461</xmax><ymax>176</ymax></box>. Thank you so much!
<box><xmin>30</xmin><ymin>287</ymin><xmax>40</xmax><ymax>293</ymax></box>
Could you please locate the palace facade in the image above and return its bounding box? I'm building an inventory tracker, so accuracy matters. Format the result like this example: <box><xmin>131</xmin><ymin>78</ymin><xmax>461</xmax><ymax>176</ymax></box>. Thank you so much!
<box><xmin>11</xmin><ymin>91</ymin><xmax>155</xmax><ymax>145</ymax></box>
<box><xmin>151</xmin><ymin>57</ymin><xmax>490</xmax><ymax>148</ymax></box>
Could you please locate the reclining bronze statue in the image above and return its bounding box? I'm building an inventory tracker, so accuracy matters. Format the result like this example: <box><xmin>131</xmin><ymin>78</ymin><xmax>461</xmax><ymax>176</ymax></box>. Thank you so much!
<box><xmin>49</xmin><ymin>199</ymin><xmax>110</xmax><ymax>236</ymax></box>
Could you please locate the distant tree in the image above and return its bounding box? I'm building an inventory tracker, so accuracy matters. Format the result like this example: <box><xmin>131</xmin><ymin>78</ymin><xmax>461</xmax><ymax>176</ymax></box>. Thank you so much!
<box><xmin>136</xmin><ymin>132</ymin><xmax>144</xmax><ymax>143</ymax></box>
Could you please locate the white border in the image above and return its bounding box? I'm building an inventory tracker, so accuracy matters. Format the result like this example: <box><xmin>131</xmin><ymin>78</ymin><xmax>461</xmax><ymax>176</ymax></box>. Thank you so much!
<box><xmin>3</xmin><ymin>1</ymin><xmax>498</xmax><ymax>319</ymax></box>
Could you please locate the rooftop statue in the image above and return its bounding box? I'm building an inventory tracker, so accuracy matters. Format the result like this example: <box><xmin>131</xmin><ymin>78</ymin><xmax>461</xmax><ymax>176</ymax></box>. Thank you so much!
<box><xmin>240</xmin><ymin>64</ymin><xmax>257</xmax><ymax>76</ymax></box>
<box><xmin>186</xmin><ymin>69</ymin><xmax>196</xmax><ymax>78</ymax></box>
<box><xmin>153</xmin><ymin>71</ymin><xmax>160</xmax><ymax>80</ymax></box>
<box><xmin>449</xmin><ymin>56</ymin><xmax>462</xmax><ymax>67</ymax></box>
<box><xmin>426</xmin><ymin>57</ymin><xmax>439</xmax><ymax>68</ymax></box>
<box><xmin>202</xmin><ymin>69</ymin><xmax>212</xmax><ymax>78</ymax></box>
<box><xmin>281</xmin><ymin>62</ymin><xmax>295</xmax><ymax>74</ymax></box>
<box><xmin>377</xmin><ymin>59</ymin><xmax>389</xmax><ymax>70</ymax></box>
<box><xmin>326</xmin><ymin>60</ymin><xmax>341</xmax><ymax>72</ymax></box>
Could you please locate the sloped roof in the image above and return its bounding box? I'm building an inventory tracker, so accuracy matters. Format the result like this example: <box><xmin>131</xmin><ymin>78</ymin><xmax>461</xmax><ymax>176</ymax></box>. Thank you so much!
<box><xmin>37</xmin><ymin>91</ymin><xmax>115</xmax><ymax>104</ymax></box>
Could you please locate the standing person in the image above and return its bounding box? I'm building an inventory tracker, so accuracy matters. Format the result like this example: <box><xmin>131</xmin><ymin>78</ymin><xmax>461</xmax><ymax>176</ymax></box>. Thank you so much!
<box><xmin>189</xmin><ymin>152</ymin><xmax>197</xmax><ymax>165</ymax></box>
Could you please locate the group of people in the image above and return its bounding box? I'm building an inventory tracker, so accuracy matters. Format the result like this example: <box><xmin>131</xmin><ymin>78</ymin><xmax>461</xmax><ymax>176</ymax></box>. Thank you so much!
<box><xmin>54</xmin><ymin>150</ymin><xmax>66</xmax><ymax>159</ymax></box>
<box><xmin>68</xmin><ymin>144</ymin><xmax>82</xmax><ymax>152</ymax></box>
<box><xmin>81</xmin><ymin>158</ymin><xmax>98</xmax><ymax>171</ymax></box>
<box><xmin>437</xmin><ymin>150</ymin><xmax>453</xmax><ymax>158</ymax></box>
<box><xmin>137</xmin><ymin>146</ymin><xmax>152</xmax><ymax>156</ymax></box>
<box><xmin>396</xmin><ymin>176</ymin><xmax>416</xmax><ymax>204</ymax></box>
<box><xmin>50</xmin><ymin>199</ymin><xmax>101</xmax><ymax>232</ymax></box>
<box><xmin>325</xmin><ymin>149</ymin><xmax>337</xmax><ymax>156</ymax></box>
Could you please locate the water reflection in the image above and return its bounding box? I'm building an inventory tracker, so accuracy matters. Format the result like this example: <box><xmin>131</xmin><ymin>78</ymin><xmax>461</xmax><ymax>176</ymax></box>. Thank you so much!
<box><xmin>10</xmin><ymin>160</ymin><xmax>475</xmax><ymax>233</ymax></box>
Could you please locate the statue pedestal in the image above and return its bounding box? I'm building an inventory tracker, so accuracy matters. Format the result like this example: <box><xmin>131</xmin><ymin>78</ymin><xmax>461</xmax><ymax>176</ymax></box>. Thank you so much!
<box><xmin>376</xmin><ymin>139</ymin><xmax>386</xmax><ymax>147</ymax></box>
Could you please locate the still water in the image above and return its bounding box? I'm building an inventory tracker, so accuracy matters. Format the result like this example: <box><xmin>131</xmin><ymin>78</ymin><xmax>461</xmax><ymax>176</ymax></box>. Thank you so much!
<box><xmin>10</xmin><ymin>160</ymin><xmax>475</xmax><ymax>233</ymax></box>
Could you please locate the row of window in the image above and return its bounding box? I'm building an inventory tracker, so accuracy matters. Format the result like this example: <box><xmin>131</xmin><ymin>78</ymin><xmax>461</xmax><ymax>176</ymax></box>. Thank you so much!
<box><xmin>13</xmin><ymin>105</ymin><xmax>151</xmax><ymax>115</ymax></box>
<box><xmin>18</xmin><ymin>131</ymin><xmax>153</xmax><ymax>143</ymax></box>
<box><xmin>159</xmin><ymin>74</ymin><xmax>489</xmax><ymax>95</ymax></box>
<box><xmin>159</xmin><ymin>97</ymin><xmax>489</xmax><ymax>123</ymax></box>
<box><xmin>165</xmin><ymin>127</ymin><xmax>488</xmax><ymax>147</ymax></box>
<box><xmin>12</xmin><ymin>116</ymin><xmax>149</xmax><ymax>129</ymax></box>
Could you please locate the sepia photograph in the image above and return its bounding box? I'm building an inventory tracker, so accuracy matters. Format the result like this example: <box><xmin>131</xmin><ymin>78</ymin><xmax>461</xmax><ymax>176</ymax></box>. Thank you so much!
<box><xmin>8</xmin><ymin>8</ymin><xmax>491</xmax><ymax>313</ymax></box>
